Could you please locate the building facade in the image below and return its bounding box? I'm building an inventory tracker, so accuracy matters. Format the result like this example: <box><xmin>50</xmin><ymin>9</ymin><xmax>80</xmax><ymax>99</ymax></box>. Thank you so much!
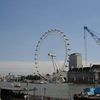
<box><xmin>69</xmin><ymin>53</ymin><xmax>82</xmax><ymax>69</ymax></box>
<box><xmin>67</xmin><ymin>65</ymin><xmax>100</xmax><ymax>84</ymax></box>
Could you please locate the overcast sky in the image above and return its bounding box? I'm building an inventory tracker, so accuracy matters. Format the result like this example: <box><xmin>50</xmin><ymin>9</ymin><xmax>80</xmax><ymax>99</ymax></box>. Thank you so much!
<box><xmin>0</xmin><ymin>0</ymin><xmax>100</xmax><ymax>75</ymax></box>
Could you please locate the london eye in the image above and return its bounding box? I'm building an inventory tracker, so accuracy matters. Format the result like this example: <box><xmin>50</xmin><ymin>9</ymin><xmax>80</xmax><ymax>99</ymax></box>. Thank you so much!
<box><xmin>34</xmin><ymin>29</ymin><xmax>70</xmax><ymax>77</ymax></box>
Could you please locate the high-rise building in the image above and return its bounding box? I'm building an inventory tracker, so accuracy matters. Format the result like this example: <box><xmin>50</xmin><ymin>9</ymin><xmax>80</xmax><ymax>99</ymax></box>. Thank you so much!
<box><xmin>69</xmin><ymin>53</ymin><xmax>82</xmax><ymax>69</ymax></box>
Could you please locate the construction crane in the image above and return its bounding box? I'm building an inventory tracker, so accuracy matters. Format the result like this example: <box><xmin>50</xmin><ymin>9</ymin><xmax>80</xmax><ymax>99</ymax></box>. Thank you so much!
<box><xmin>48</xmin><ymin>53</ymin><xmax>59</xmax><ymax>73</ymax></box>
<box><xmin>48</xmin><ymin>53</ymin><xmax>66</xmax><ymax>83</ymax></box>
<box><xmin>84</xmin><ymin>26</ymin><xmax>100</xmax><ymax>66</ymax></box>
<box><xmin>84</xmin><ymin>26</ymin><xmax>100</xmax><ymax>45</ymax></box>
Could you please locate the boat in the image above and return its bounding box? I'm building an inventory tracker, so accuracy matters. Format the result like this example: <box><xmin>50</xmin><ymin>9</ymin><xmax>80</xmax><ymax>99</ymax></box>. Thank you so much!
<box><xmin>11</xmin><ymin>82</ymin><xmax>21</xmax><ymax>88</ymax></box>
<box><xmin>0</xmin><ymin>87</ymin><xmax>25</xmax><ymax>100</ymax></box>
<box><xmin>73</xmin><ymin>87</ymin><xmax>100</xmax><ymax>100</ymax></box>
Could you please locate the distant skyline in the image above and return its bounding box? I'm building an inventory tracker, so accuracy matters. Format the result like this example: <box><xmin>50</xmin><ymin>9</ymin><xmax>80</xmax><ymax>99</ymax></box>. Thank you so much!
<box><xmin>0</xmin><ymin>0</ymin><xmax>100</xmax><ymax>75</ymax></box>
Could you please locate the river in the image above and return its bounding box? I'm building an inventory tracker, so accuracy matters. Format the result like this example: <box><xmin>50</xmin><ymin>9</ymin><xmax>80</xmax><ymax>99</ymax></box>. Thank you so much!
<box><xmin>0</xmin><ymin>82</ymin><xmax>98</xmax><ymax>100</ymax></box>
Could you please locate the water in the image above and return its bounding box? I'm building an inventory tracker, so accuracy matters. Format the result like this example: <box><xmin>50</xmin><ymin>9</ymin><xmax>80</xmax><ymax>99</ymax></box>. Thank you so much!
<box><xmin>0</xmin><ymin>82</ymin><xmax>97</xmax><ymax>100</ymax></box>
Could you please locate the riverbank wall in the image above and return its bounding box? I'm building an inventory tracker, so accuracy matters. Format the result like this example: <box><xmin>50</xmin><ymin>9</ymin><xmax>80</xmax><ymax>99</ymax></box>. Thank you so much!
<box><xmin>29</xmin><ymin>95</ymin><xmax>69</xmax><ymax>100</ymax></box>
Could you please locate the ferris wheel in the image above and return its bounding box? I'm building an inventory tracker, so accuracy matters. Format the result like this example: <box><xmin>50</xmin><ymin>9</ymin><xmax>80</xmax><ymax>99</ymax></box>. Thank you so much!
<box><xmin>34</xmin><ymin>29</ymin><xmax>70</xmax><ymax>75</ymax></box>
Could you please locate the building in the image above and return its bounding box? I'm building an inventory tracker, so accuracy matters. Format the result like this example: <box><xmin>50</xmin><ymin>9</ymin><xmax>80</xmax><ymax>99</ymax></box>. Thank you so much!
<box><xmin>67</xmin><ymin>65</ymin><xmax>100</xmax><ymax>84</ymax></box>
<box><xmin>69</xmin><ymin>53</ymin><xmax>82</xmax><ymax>69</ymax></box>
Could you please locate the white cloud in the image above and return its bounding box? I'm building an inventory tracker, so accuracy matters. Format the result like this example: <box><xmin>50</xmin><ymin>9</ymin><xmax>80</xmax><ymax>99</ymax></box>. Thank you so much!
<box><xmin>82</xmin><ymin>60</ymin><xmax>100</xmax><ymax>67</ymax></box>
<box><xmin>0</xmin><ymin>61</ymin><xmax>65</xmax><ymax>75</ymax></box>
<box><xmin>0</xmin><ymin>61</ymin><xmax>34</xmax><ymax>75</ymax></box>
<box><xmin>0</xmin><ymin>60</ymin><xmax>99</xmax><ymax>75</ymax></box>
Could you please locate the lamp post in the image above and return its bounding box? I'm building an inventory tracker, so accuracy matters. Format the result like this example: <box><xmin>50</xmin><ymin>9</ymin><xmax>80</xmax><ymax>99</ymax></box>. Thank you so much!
<box><xmin>33</xmin><ymin>87</ymin><xmax>38</xmax><ymax>100</ymax></box>
<box><xmin>43</xmin><ymin>88</ymin><xmax>46</xmax><ymax>100</ymax></box>
<box><xmin>26</xmin><ymin>81</ymin><xmax>29</xmax><ymax>100</ymax></box>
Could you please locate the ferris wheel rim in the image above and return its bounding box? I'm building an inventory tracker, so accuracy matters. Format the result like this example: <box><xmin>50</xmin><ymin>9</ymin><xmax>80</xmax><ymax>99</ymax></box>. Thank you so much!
<box><xmin>34</xmin><ymin>29</ymin><xmax>70</xmax><ymax>74</ymax></box>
